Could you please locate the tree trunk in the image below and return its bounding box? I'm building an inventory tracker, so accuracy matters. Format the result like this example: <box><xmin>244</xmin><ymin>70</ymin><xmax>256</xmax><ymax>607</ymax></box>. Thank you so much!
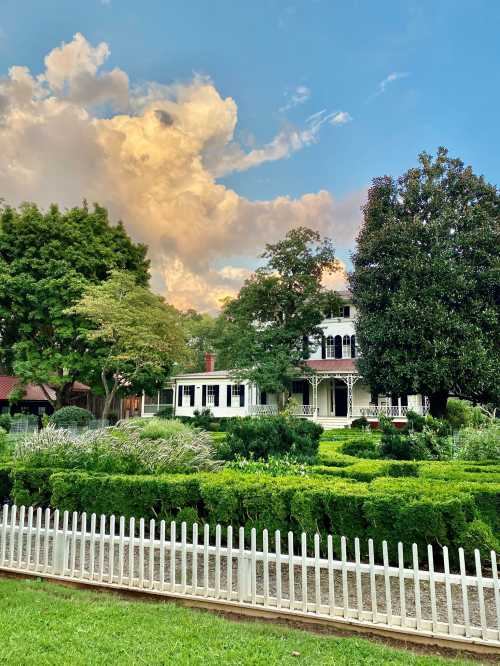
<box><xmin>101</xmin><ymin>370</ymin><xmax>118</xmax><ymax>422</ymax></box>
<box><xmin>428</xmin><ymin>391</ymin><xmax>448</xmax><ymax>419</ymax></box>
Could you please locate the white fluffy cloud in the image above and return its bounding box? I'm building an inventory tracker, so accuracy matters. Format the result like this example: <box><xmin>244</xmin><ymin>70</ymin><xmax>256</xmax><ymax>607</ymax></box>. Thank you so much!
<box><xmin>0</xmin><ymin>33</ymin><xmax>363</xmax><ymax>311</ymax></box>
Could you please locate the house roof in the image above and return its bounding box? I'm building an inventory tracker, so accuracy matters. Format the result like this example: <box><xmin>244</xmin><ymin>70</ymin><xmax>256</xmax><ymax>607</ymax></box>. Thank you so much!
<box><xmin>174</xmin><ymin>370</ymin><xmax>233</xmax><ymax>381</ymax></box>
<box><xmin>304</xmin><ymin>359</ymin><xmax>357</xmax><ymax>372</ymax></box>
<box><xmin>0</xmin><ymin>376</ymin><xmax>89</xmax><ymax>402</ymax></box>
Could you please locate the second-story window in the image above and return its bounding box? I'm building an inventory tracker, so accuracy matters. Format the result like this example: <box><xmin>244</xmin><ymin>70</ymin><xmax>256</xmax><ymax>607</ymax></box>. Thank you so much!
<box><xmin>326</xmin><ymin>335</ymin><xmax>335</xmax><ymax>358</ymax></box>
<box><xmin>342</xmin><ymin>335</ymin><xmax>351</xmax><ymax>358</ymax></box>
<box><xmin>342</xmin><ymin>305</ymin><xmax>351</xmax><ymax>318</ymax></box>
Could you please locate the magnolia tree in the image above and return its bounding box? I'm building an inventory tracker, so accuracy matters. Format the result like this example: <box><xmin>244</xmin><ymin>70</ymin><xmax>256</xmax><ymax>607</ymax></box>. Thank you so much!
<box><xmin>216</xmin><ymin>227</ymin><xmax>341</xmax><ymax>409</ymax></box>
<box><xmin>70</xmin><ymin>270</ymin><xmax>188</xmax><ymax>420</ymax></box>
<box><xmin>350</xmin><ymin>148</ymin><xmax>500</xmax><ymax>417</ymax></box>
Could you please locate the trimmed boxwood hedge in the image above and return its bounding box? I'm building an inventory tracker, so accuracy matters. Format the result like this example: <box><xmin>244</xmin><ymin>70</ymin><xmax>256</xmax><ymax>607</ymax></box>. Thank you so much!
<box><xmin>7</xmin><ymin>465</ymin><xmax>499</xmax><ymax>566</ymax></box>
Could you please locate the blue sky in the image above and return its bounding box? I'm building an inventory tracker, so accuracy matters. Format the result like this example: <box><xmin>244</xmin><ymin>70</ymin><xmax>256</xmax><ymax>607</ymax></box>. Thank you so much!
<box><xmin>0</xmin><ymin>1</ymin><xmax>498</xmax><ymax>309</ymax></box>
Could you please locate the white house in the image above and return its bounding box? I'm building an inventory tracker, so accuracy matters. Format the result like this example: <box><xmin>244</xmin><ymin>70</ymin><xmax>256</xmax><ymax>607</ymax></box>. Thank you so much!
<box><xmin>141</xmin><ymin>292</ymin><xmax>429</xmax><ymax>428</ymax></box>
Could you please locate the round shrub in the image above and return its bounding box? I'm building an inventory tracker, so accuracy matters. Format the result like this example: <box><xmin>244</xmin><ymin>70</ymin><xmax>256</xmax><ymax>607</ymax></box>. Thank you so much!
<box><xmin>220</xmin><ymin>416</ymin><xmax>322</xmax><ymax>462</ymax></box>
<box><xmin>341</xmin><ymin>438</ymin><xmax>380</xmax><ymax>459</ymax></box>
<box><xmin>350</xmin><ymin>416</ymin><xmax>369</xmax><ymax>430</ymax></box>
<box><xmin>49</xmin><ymin>406</ymin><xmax>94</xmax><ymax>428</ymax></box>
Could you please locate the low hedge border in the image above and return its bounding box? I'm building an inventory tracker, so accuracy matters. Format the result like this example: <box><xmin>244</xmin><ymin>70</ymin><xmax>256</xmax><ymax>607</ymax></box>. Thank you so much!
<box><xmin>7</xmin><ymin>465</ymin><xmax>499</xmax><ymax>566</ymax></box>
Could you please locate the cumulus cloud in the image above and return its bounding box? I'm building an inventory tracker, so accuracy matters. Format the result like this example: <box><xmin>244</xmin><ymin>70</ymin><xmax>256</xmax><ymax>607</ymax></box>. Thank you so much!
<box><xmin>0</xmin><ymin>33</ymin><xmax>364</xmax><ymax>311</ymax></box>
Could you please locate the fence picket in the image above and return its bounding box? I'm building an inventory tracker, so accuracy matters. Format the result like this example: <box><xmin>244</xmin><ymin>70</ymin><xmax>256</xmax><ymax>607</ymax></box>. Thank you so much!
<box><xmin>397</xmin><ymin>542</ymin><xmax>406</xmax><ymax>629</ymax></box>
<box><xmin>128</xmin><ymin>516</ymin><xmax>135</xmax><ymax>587</ymax></box>
<box><xmin>0</xmin><ymin>503</ymin><xmax>498</xmax><ymax>648</ymax></box>
<box><xmin>442</xmin><ymin>546</ymin><xmax>454</xmax><ymax>635</ymax></box>
<box><xmin>341</xmin><ymin>536</ymin><xmax>348</xmax><ymax>618</ymax></box>
<box><xmin>149</xmin><ymin>519</ymin><xmax>155</xmax><ymax>589</ymax></box>
<box><xmin>226</xmin><ymin>525</ymin><xmax>233</xmax><ymax>601</ymax></box>
<box><xmin>412</xmin><ymin>544</ymin><xmax>422</xmax><ymax>631</ymax></box>
<box><xmin>288</xmin><ymin>532</ymin><xmax>295</xmax><ymax>611</ymax></box>
<box><xmin>459</xmin><ymin>548</ymin><xmax>471</xmax><ymax>638</ymax></box>
<box><xmin>275</xmin><ymin>530</ymin><xmax>282</xmax><ymax>609</ymax></box>
<box><xmin>428</xmin><ymin>545</ymin><xmax>437</xmax><ymax>632</ymax></box>
<box><xmin>17</xmin><ymin>506</ymin><xmax>25</xmax><ymax>568</ymax></box>
<box><xmin>475</xmin><ymin>549</ymin><xmax>487</xmax><ymax>639</ymax></box>
<box><xmin>368</xmin><ymin>539</ymin><xmax>377</xmax><ymax>622</ymax></box>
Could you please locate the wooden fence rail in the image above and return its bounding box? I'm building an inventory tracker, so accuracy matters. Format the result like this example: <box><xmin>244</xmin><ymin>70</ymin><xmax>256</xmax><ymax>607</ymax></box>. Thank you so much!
<box><xmin>1</xmin><ymin>504</ymin><xmax>499</xmax><ymax>649</ymax></box>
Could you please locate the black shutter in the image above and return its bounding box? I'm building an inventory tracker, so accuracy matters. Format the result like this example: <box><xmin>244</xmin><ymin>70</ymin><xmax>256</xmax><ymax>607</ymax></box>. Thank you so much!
<box><xmin>202</xmin><ymin>385</ymin><xmax>207</xmax><ymax>407</ymax></box>
<box><xmin>239</xmin><ymin>384</ymin><xmax>245</xmax><ymax>407</ymax></box>
<box><xmin>189</xmin><ymin>385</ymin><xmax>195</xmax><ymax>407</ymax></box>
<box><xmin>226</xmin><ymin>385</ymin><xmax>231</xmax><ymax>407</ymax></box>
<box><xmin>351</xmin><ymin>335</ymin><xmax>356</xmax><ymax>358</ymax></box>
<box><xmin>334</xmin><ymin>335</ymin><xmax>342</xmax><ymax>359</ymax></box>
<box><xmin>401</xmin><ymin>394</ymin><xmax>408</xmax><ymax>407</ymax></box>
<box><xmin>321</xmin><ymin>334</ymin><xmax>326</xmax><ymax>359</ymax></box>
<box><xmin>214</xmin><ymin>385</ymin><xmax>219</xmax><ymax>407</ymax></box>
<box><xmin>178</xmin><ymin>385</ymin><xmax>183</xmax><ymax>406</ymax></box>
<box><xmin>302</xmin><ymin>381</ymin><xmax>309</xmax><ymax>405</ymax></box>
<box><xmin>260</xmin><ymin>391</ymin><xmax>267</xmax><ymax>405</ymax></box>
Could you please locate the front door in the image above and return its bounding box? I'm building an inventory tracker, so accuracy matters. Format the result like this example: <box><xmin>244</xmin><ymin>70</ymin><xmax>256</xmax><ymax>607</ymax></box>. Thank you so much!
<box><xmin>334</xmin><ymin>380</ymin><xmax>348</xmax><ymax>417</ymax></box>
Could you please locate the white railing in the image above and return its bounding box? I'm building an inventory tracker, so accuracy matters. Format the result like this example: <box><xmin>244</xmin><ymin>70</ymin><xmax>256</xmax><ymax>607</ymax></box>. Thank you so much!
<box><xmin>1</xmin><ymin>504</ymin><xmax>499</xmax><ymax>647</ymax></box>
<box><xmin>358</xmin><ymin>406</ymin><xmax>430</xmax><ymax>418</ymax></box>
<box><xmin>143</xmin><ymin>404</ymin><xmax>172</xmax><ymax>415</ymax></box>
<box><xmin>289</xmin><ymin>405</ymin><xmax>317</xmax><ymax>417</ymax></box>
<box><xmin>248</xmin><ymin>405</ymin><xmax>279</xmax><ymax>416</ymax></box>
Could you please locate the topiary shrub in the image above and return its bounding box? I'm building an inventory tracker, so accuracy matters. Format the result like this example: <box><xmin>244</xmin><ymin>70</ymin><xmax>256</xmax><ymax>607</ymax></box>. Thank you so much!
<box><xmin>49</xmin><ymin>406</ymin><xmax>94</xmax><ymax>428</ymax></box>
<box><xmin>341</xmin><ymin>438</ymin><xmax>380</xmax><ymax>459</ymax></box>
<box><xmin>220</xmin><ymin>416</ymin><xmax>322</xmax><ymax>462</ymax></box>
<box><xmin>350</xmin><ymin>416</ymin><xmax>369</xmax><ymax>430</ymax></box>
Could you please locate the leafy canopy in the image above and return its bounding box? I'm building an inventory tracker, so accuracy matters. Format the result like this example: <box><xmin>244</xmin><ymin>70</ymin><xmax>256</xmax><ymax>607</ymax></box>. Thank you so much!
<box><xmin>216</xmin><ymin>227</ymin><xmax>340</xmax><ymax>394</ymax></box>
<box><xmin>350</xmin><ymin>148</ymin><xmax>500</xmax><ymax>416</ymax></box>
<box><xmin>0</xmin><ymin>202</ymin><xmax>149</xmax><ymax>406</ymax></box>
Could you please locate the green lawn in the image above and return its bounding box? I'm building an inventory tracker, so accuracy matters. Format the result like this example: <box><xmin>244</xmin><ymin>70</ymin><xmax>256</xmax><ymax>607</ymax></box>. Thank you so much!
<box><xmin>0</xmin><ymin>577</ymin><xmax>478</xmax><ymax>665</ymax></box>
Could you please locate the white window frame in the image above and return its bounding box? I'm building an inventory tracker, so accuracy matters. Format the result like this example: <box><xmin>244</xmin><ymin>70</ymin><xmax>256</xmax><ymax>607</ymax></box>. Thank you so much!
<box><xmin>207</xmin><ymin>385</ymin><xmax>216</xmax><ymax>406</ymax></box>
<box><xmin>182</xmin><ymin>385</ymin><xmax>191</xmax><ymax>408</ymax></box>
<box><xmin>325</xmin><ymin>336</ymin><xmax>335</xmax><ymax>359</ymax></box>
<box><xmin>231</xmin><ymin>384</ymin><xmax>240</xmax><ymax>397</ymax></box>
<box><xmin>342</xmin><ymin>335</ymin><xmax>351</xmax><ymax>359</ymax></box>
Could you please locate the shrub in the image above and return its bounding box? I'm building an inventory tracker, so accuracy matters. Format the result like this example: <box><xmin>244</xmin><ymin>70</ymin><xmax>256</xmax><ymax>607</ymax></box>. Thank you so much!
<box><xmin>14</xmin><ymin>421</ymin><xmax>221</xmax><ymax>475</ymax></box>
<box><xmin>341</xmin><ymin>438</ymin><xmax>380</xmax><ymax>459</ymax></box>
<box><xmin>192</xmin><ymin>409</ymin><xmax>213</xmax><ymax>429</ymax></box>
<box><xmin>156</xmin><ymin>406</ymin><xmax>174</xmax><ymax>419</ymax></box>
<box><xmin>49</xmin><ymin>406</ymin><xmax>94</xmax><ymax>428</ymax></box>
<box><xmin>446</xmin><ymin>399</ymin><xmax>487</xmax><ymax>430</ymax></box>
<box><xmin>220</xmin><ymin>416</ymin><xmax>322</xmax><ymax>461</ymax></box>
<box><xmin>457</xmin><ymin>422</ymin><xmax>500</xmax><ymax>462</ymax></box>
<box><xmin>226</xmin><ymin>454</ymin><xmax>309</xmax><ymax>477</ymax></box>
<box><xmin>350</xmin><ymin>416</ymin><xmax>369</xmax><ymax>430</ymax></box>
<box><xmin>380</xmin><ymin>415</ymin><xmax>452</xmax><ymax>461</ymax></box>
<box><xmin>0</xmin><ymin>414</ymin><xmax>12</xmax><ymax>432</ymax></box>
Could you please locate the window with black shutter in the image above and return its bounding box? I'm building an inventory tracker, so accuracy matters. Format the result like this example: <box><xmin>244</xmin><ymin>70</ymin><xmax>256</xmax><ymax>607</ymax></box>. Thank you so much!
<box><xmin>334</xmin><ymin>335</ymin><xmax>342</xmax><ymax>359</ymax></box>
<box><xmin>202</xmin><ymin>385</ymin><xmax>207</xmax><ymax>407</ymax></box>
<box><xmin>351</xmin><ymin>335</ymin><xmax>356</xmax><ymax>358</ymax></box>
<box><xmin>214</xmin><ymin>385</ymin><xmax>220</xmax><ymax>407</ymax></box>
<box><xmin>189</xmin><ymin>385</ymin><xmax>195</xmax><ymax>407</ymax></box>
<box><xmin>177</xmin><ymin>385</ymin><xmax>183</xmax><ymax>406</ymax></box>
<box><xmin>227</xmin><ymin>385</ymin><xmax>232</xmax><ymax>407</ymax></box>
<box><xmin>321</xmin><ymin>334</ymin><xmax>326</xmax><ymax>359</ymax></box>
<box><xmin>239</xmin><ymin>384</ymin><xmax>245</xmax><ymax>407</ymax></box>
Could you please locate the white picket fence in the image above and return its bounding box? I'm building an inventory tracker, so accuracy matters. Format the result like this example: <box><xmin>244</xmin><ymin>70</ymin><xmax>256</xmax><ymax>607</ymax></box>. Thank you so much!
<box><xmin>0</xmin><ymin>504</ymin><xmax>499</xmax><ymax>648</ymax></box>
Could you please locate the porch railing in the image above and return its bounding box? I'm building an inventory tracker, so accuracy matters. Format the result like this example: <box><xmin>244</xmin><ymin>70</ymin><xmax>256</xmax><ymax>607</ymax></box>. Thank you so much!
<box><xmin>248</xmin><ymin>405</ymin><xmax>279</xmax><ymax>416</ymax></box>
<box><xmin>358</xmin><ymin>405</ymin><xmax>429</xmax><ymax>418</ymax></box>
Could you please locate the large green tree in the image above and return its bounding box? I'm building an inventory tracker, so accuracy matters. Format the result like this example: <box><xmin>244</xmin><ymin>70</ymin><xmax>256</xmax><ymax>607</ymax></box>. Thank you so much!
<box><xmin>70</xmin><ymin>270</ymin><xmax>188</xmax><ymax>420</ymax></box>
<box><xmin>180</xmin><ymin>310</ymin><xmax>221</xmax><ymax>372</ymax></box>
<box><xmin>0</xmin><ymin>202</ymin><xmax>149</xmax><ymax>408</ymax></box>
<box><xmin>216</xmin><ymin>227</ymin><xmax>340</xmax><ymax>408</ymax></box>
<box><xmin>350</xmin><ymin>148</ymin><xmax>500</xmax><ymax>417</ymax></box>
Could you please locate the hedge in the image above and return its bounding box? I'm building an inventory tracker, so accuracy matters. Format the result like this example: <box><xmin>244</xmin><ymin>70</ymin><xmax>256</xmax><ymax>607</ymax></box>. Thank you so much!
<box><xmin>8</xmin><ymin>466</ymin><xmax>499</xmax><ymax>565</ymax></box>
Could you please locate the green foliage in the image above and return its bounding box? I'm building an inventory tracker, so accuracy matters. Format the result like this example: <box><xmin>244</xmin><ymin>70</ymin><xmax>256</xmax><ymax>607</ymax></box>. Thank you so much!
<box><xmin>69</xmin><ymin>270</ymin><xmax>187</xmax><ymax>420</ymax></box>
<box><xmin>14</xmin><ymin>420</ymin><xmax>220</xmax><ymax>475</ymax></box>
<box><xmin>457</xmin><ymin>422</ymin><xmax>500</xmax><ymax>462</ymax></box>
<box><xmin>219</xmin><ymin>416</ymin><xmax>322</xmax><ymax>461</ymax></box>
<box><xmin>350</xmin><ymin>416</ymin><xmax>369</xmax><ymax>430</ymax></box>
<box><xmin>341</xmin><ymin>438</ymin><xmax>380</xmax><ymax>459</ymax></box>
<box><xmin>0</xmin><ymin>428</ymin><xmax>8</xmax><ymax>457</ymax></box>
<box><xmin>0</xmin><ymin>202</ymin><xmax>149</xmax><ymax>408</ymax></box>
<box><xmin>192</xmin><ymin>409</ymin><xmax>214</xmax><ymax>429</ymax></box>
<box><xmin>350</xmin><ymin>148</ymin><xmax>500</xmax><ymax>417</ymax></box>
<box><xmin>156</xmin><ymin>406</ymin><xmax>175</xmax><ymax>419</ymax></box>
<box><xmin>215</xmin><ymin>228</ymin><xmax>340</xmax><ymax>402</ymax></box>
<box><xmin>379</xmin><ymin>414</ymin><xmax>453</xmax><ymax>461</ymax></box>
<box><xmin>49</xmin><ymin>406</ymin><xmax>94</xmax><ymax>428</ymax></box>
<box><xmin>0</xmin><ymin>414</ymin><xmax>11</xmax><ymax>432</ymax></box>
<box><xmin>226</xmin><ymin>454</ymin><xmax>309</xmax><ymax>477</ymax></box>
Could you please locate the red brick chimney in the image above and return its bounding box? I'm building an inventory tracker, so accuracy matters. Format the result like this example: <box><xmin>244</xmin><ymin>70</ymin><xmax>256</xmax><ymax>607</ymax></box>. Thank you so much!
<box><xmin>204</xmin><ymin>352</ymin><xmax>216</xmax><ymax>373</ymax></box>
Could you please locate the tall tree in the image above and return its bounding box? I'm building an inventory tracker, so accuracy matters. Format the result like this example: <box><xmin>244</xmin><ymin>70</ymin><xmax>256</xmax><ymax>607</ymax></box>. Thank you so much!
<box><xmin>0</xmin><ymin>202</ymin><xmax>149</xmax><ymax>408</ymax></box>
<box><xmin>216</xmin><ymin>227</ymin><xmax>340</xmax><ymax>408</ymax></box>
<box><xmin>350</xmin><ymin>148</ymin><xmax>500</xmax><ymax>417</ymax></box>
<box><xmin>180</xmin><ymin>310</ymin><xmax>221</xmax><ymax>372</ymax></box>
<box><xmin>70</xmin><ymin>270</ymin><xmax>188</xmax><ymax>420</ymax></box>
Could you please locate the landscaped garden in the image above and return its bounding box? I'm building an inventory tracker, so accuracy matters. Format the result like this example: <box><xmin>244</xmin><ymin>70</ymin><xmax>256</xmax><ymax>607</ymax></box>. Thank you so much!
<box><xmin>1</xmin><ymin>403</ymin><xmax>498</xmax><ymax>568</ymax></box>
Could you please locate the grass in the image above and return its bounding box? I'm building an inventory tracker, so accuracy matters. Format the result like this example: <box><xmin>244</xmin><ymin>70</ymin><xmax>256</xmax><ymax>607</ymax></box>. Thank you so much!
<box><xmin>0</xmin><ymin>577</ymin><xmax>478</xmax><ymax>666</ymax></box>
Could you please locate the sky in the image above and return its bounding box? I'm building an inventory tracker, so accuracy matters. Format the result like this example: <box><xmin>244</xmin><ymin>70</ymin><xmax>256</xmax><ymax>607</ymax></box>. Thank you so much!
<box><xmin>0</xmin><ymin>0</ymin><xmax>498</xmax><ymax>311</ymax></box>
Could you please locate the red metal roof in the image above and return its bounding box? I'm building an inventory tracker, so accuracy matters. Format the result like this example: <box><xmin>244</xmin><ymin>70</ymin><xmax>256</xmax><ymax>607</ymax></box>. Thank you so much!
<box><xmin>304</xmin><ymin>359</ymin><xmax>357</xmax><ymax>372</ymax></box>
<box><xmin>0</xmin><ymin>376</ymin><xmax>89</xmax><ymax>401</ymax></box>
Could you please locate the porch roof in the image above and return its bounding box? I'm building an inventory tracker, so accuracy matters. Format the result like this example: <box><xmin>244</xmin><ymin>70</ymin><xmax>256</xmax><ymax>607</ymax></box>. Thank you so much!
<box><xmin>304</xmin><ymin>359</ymin><xmax>357</xmax><ymax>372</ymax></box>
